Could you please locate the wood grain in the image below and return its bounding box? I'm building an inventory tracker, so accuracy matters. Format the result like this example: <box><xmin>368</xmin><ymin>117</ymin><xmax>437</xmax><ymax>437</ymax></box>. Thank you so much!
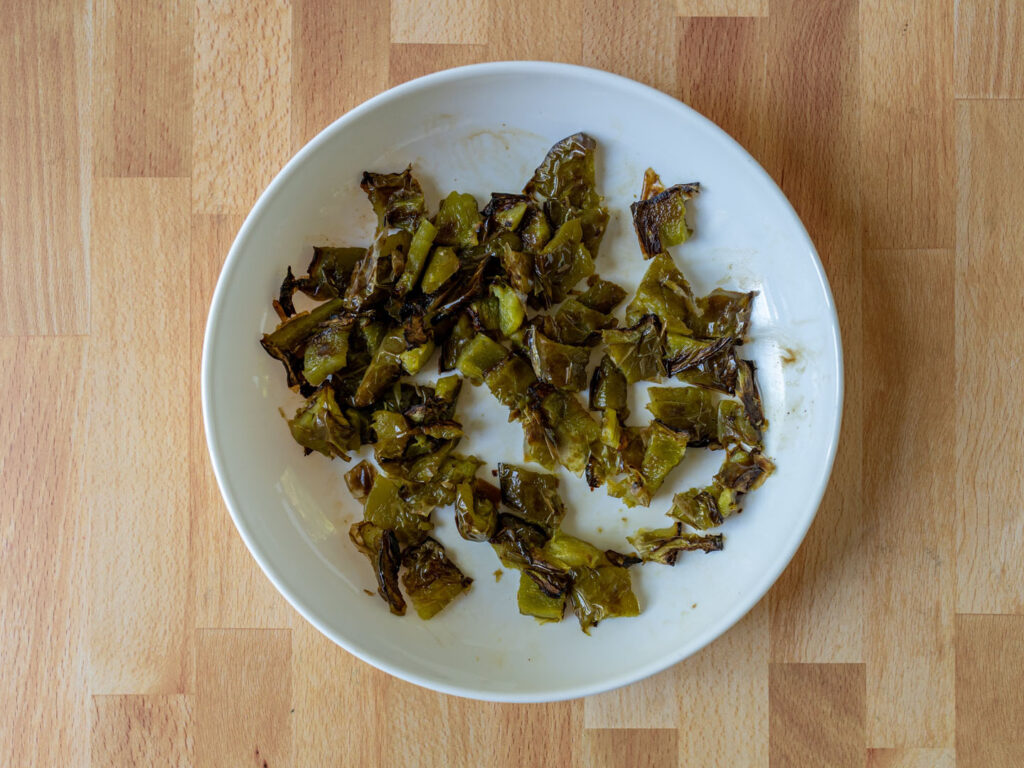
<box><xmin>762</xmin><ymin>0</ymin><xmax>865</xmax><ymax>664</ymax></box>
<box><xmin>0</xmin><ymin>0</ymin><xmax>90</xmax><ymax>335</ymax></box>
<box><xmin>92</xmin><ymin>695</ymin><xmax>194</xmax><ymax>767</ymax></box>
<box><xmin>390</xmin><ymin>44</ymin><xmax>490</xmax><ymax>87</ymax></box>
<box><xmin>190</xmin><ymin>216</ymin><xmax>294</xmax><ymax>629</ymax></box>
<box><xmin>583</xmin><ymin>729</ymin><xmax>677</xmax><ymax>767</ymax></box>
<box><xmin>583</xmin><ymin>0</ymin><xmax>677</xmax><ymax>95</ymax></box>
<box><xmin>293</xmin><ymin>622</ymin><xmax>581</xmax><ymax>766</ymax></box>
<box><xmin>860</xmin><ymin>0</ymin><xmax>954</xmax><ymax>249</ymax></box>
<box><xmin>192</xmin><ymin>0</ymin><xmax>291</xmax><ymax>214</ymax></box>
<box><xmin>585</xmin><ymin>602</ymin><xmax>768</xmax><ymax>767</ymax></box>
<box><xmin>955</xmin><ymin>101</ymin><xmax>1024</xmax><ymax>614</ymax></box>
<box><xmin>86</xmin><ymin>178</ymin><xmax>192</xmax><ymax>695</ymax></box>
<box><xmin>195</xmin><ymin>630</ymin><xmax>292</xmax><ymax>768</ymax></box>
<box><xmin>490</xmin><ymin>0</ymin><xmax>584</xmax><ymax>62</ymax></box>
<box><xmin>868</xmin><ymin>748</ymin><xmax>956</xmax><ymax>768</ymax></box>
<box><xmin>0</xmin><ymin>339</ymin><xmax>89</xmax><ymax>766</ymax></box>
<box><xmin>676</xmin><ymin>0</ymin><xmax>768</xmax><ymax>16</ymax></box>
<box><xmin>2</xmin><ymin>2</ymin><xmax>1022</xmax><ymax>764</ymax></box>
<box><xmin>291</xmin><ymin>0</ymin><xmax>390</xmax><ymax>149</ymax></box>
<box><xmin>769</xmin><ymin>663</ymin><xmax>866</xmax><ymax>768</ymax></box>
<box><xmin>390</xmin><ymin>0</ymin><xmax>488</xmax><ymax>45</ymax></box>
<box><xmin>955</xmin><ymin>0</ymin><xmax>1024</xmax><ymax>98</ymax></box>
<box><xmin>863</xmin><ymin>250</ymin><xmax>955</xmax><ymax>748</ymax></box>
<box><xmin>93</xmin><ymin>0</ymin><xmax>192</xmax><ymax>177</ymax></box>
<box><xmin>676</xmin><ymin>17</ymin><xmax>766</xmax><ymax>160</ymax></box>
<box><xmin>955</xmin><ymin>615</ymin><xmax>1024</xmax><ymax>768</ymax></box>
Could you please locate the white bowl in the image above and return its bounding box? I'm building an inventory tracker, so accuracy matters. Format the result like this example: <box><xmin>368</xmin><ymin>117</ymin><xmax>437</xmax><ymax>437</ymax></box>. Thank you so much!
<box><xmin>202</xmin><ymin>61</ymin><xmax>842</xmax><ymax>702</ymax></box>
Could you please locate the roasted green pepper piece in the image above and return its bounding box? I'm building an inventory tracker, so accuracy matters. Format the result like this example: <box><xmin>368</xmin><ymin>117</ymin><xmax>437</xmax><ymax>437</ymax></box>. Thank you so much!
<box><xmin>399</xmin><ymin>339</ymin><xmax>435</xmax><ymax>374</ymax></box>
<box><xmin>453</xmin><ymin>479</ymin><xmax>500</xmax><ymax>542</ymax></box>
<box><xmin>517</xmin><ymin>572</ymin><xmax>566</xmax><ymax>622</ymax></box>
<box><xmin>300</xmin><ymin>246</ymin><xmax>366</xmax><ymax>300</ymax></box>
<box><xmin>532</xmin><ymin>218</ymin><xmax>594</xmax><ymax>308</ymax></box>
<box><xmin>537</xmin><ymin>297</ymin><xmax>615</xmax><ymax>347</ymax></box>
<box><xmin>665</xmin><ymin>334</ymin><xmax>737</xmax><ymax>377</ymax></box>
<box><xmin>354</xmin><ymin>327</ymin><xmax>407</xmax><ymax>407</ymax></box>
<box><xmin>602</xmin><ymin>315</ymin><xmax>665</xmax><ymax>384</ymax></box>
<box><xmin>376</xmin><ymin>529</ymin><xmax>406</xmax><ymax>615</ymax></box>
<box><xmin>519</xmin><ymin>205</ymin><xmax>552</xmax><ymax>254</ymax></box>
<box><xmin>543</xmin><ymin>531</ymin><xmax>639</xmax><ymax>634</ymax></box>
<box><xmin>344</xmin><ymin>459</ymin><xmax>377</xmax><ymax>502</ymax></box>
<box><xmin>523</xmin><ymin>132</ymin><xmax>609</xmax><ymax>256</ymax></box>
<box><xmin>491</xmin><ymin>283</ymin><xmax>525</xmax><ymax>336</ymax></box>
<box><xmin>481</xmin><ymin>193</ymin><xmax>530</xmax><ymax>240</ymax></box>
<box><xmin>627</xmin><ymin>523</ymin><xmax>723</xmax><ymax>565</ymax></box>
<box><xmin>735</xmin><ymin>358</ymin><xmax>766</xmax><ymax>430</ymax></box>
<box><xmin>646</xmin><ymin>386</ymin><xmax>717</xmax><ymax>445</ymax></box>
<box><xmin>361</xmin><ymin>167</ymin><xmax>425</xmax><ymax>233</ymax></box>
<box><xmin>669</xmin><ymin>483</ymin><xmax>739</xmax><ymax>529</ymax></box>
<box><xmin>589</xmin><ymin>354</ymin><xmax>628</xmax><ymax>411</ymax></box>
<box><xmin>434</xmin><ymin>191</ymin><xmax>482</xmax><ymax>248</ymax></box>
<box><xmin>261</xmin><ymin>297</ymin><xmax>347</xmax><ymax>389</ymax></box>
<box><xmin>673</xmin><ymin>344</ymin><xmax>739</xmax><ymax>394</ymax></box>
<box><xmin>455</xmin><ymin>333</ymin><xmax>508</xmax><ymax>382</ymax></box>
<box><xmin>344</xmin><ymin>230</ymin><xmax>411</xmax><ymax>312</ymax></box>
<box><xmin>401</xmin><ymin>538</ymin><xmax>472</xmax><ymax>619</ymax></box>
<box><xmin>630</xmin><ymin>182</ymin><xmax>699</xmax><ymax>257</ymax></box>
<box><xmin>526</xmin><ymin>328</ymin><xmax>590</xmax><ymax>391</ymax></box>
<box><xmin>484</xmin><ymin>354</ymin><xmax>537</xmax><ymax>414</ymax></box>
<box><xmin>396</xmin><ymin>218</ymin><xmax>438</xmax><ymax>295</ymax></box>
<box><xmin>640</xmin><ymin>422</ymin><xmax>688</xmax><ymax>493</ymax></box>
<box><xmin>532</xmin><ymin>387</ymin><xmax>601</xmax><ymax>474</ymax></box>
<box><xmin>715</xmin><ymin>447</ymin><xmax>775</xmax><ymax>492</ymax></box>
<box><xmin>302</xmin><ymin>318</ymin><xmax>352</xmax><ymax>387</ymax></box>
<box><xmin>287</xmin><ymin>386</ymin><xmax>359</xmax><ymax>459</ymax></box>
<box><xmin>371</xmin><ymin>410</ymin><xmax>409</xmax><ymax>460</ymax></box>
<box><xmin>625</xmin><ymin>253</ymin><xmax>697</xmax><ymax>334</ymax></box>
<box><xmin>498</xmin><ymin>463</ymin><xmax>566</xmax><ymax>535</ymax></box>
<box><xmin>499</xmin><ymin>243</ymin><xmax>534</xmax><ymax>294</ymax></box>
<box><xmin>693</xmin><ymin>289</ymin><xmax>756</xmax><ymax>339</ymax></box>
<box><xmin>578</xmin><ymin>275</ymin><xmax>627</xmax><ymax>314</ymax></box>
<box><xmin>363</xmin><ymin>475</ymin><xmax>433</xmax><ymax>549</ymax></box>
<box><xmin>420</xmin><ymin>246</ymin><xmax>460</xmax><ymax>295</ymax></box>
<box><xmin>717</xmin><ymin>399</ymin><xmax>761</xmax><ymax>448</ymax></box>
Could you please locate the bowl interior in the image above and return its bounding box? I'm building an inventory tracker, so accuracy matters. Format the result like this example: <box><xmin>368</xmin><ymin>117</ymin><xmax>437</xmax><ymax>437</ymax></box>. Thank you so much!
<box><xmin>203</xmin><ymin>63</ymin><xmax>841</xmax><ymax>701</ymax></box>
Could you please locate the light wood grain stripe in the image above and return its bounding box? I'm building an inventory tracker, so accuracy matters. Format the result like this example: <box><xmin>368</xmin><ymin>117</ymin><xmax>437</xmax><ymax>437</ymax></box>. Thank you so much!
<box><xmin>955</xmin><ymin>615</ymin><xmax>1024</xmax><ymax>768</ymax></box>
<box><xmin>860</xmin><ymin>0</ymin><xmax>954</xmax><ymax>250</ymax></box>
<box><xmin>490</xmin><ymin>0</ymin><xmax>584</xmax><ymax>62</ymax></box>
<box><xmin>195</xmin><ymin>630</ymin><xmax>292</xmax><ymax>768</ymax></box>
<box><xmin>92</xmin><ymin>695</ymin><xmax>194</xmax><ymax>767</ymax></box>
<box><xmin>676</xmin><ymin>0</ymin><xmax>768</xmax><ymax>17</ymax></box>
<box><xmin>93</xmin><ymin>0</ymin><xmax>192</xmax><ymax>177</ymax></box>
<box><xmin>291</xmin><ymin>0</ymin><xmax>390</xmax><ymax>150</ymax></box>
<box><xmin>864</xmin><ymin>250</ymin><xmax>955</xmax><ymax>747</ymax></box>
<box><xmin>390</xmin><ymin>0</ymin><xmax>488</xmax><ymax>45</ymax></box>
<box><xmin>584</xmin><ymin>729</ymin><xmax>677</xmax><ymax>767</ymax></box>
<box><xmin>0</xmin><ymin>339</ymin><xmax>90</xmax><ymax>765</ymax></box>
<box><xmin>868</xmin><ymin>748</ymin><xmax>955</xmax><ymax>768</ymax></box>
<box><xmin>769</xmin><ymin>663</ymin><xmax>866</xmax><ymax>768</ymax></box>
<box><xmin>583</xmin><ymin>0</ymin><xmax>678</xmax><ymax>96</ymax></box>
<box><xmin>676</xmin><ymin>16</ymin><xmax>766</xmax><ymax>160</ymax></box>
<box><xmin>955</xmin><ymin>0</ymin><xmax>1024</xmax><ymax>98</ymax></box>
<box><xmin>86</xmin><ymin>178</ymin><xmax>192</xmax><ymax>695</ymax></box>
<box><xmin>192</xmin><ymin>0</ymin><xmax>291</xmax><ymax>215</ymax></box>
<box><xmin>0</xmin><ymin>1</ymin><xmax>90</xmax><ymax>335</ymax></box>
<box><xmin>389</xmin><ymin>44</ymin><xmax>489</xmax><ymax>88</ymax></box>
<box><xmin>955</xmin><ymin>101</ymin><xmax>1024</xmax><ymax>614</ymax></box>
<box><xmin>585</xmin><ymin>603</ymin><xmax>768</xmax><ymax>766</ymax></box>
<box><xmin>763</xmin><ymin>0</ymin><xmax>864</xmax><ymax>664</ymax></box>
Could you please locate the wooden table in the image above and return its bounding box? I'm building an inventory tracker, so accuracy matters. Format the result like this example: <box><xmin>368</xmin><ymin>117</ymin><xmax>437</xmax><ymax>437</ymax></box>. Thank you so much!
<box><xmin>4</xmin><ymin>0</ymin><xmax>1023</xmax><ymax>765</ymax></box>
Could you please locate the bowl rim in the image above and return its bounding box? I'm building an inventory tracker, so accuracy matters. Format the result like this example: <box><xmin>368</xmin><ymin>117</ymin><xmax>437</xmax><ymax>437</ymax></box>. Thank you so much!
<box><xmin>202</xmin><ymin>60</ymin><xmax>844</xmax><ymax>703</ymax></box>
